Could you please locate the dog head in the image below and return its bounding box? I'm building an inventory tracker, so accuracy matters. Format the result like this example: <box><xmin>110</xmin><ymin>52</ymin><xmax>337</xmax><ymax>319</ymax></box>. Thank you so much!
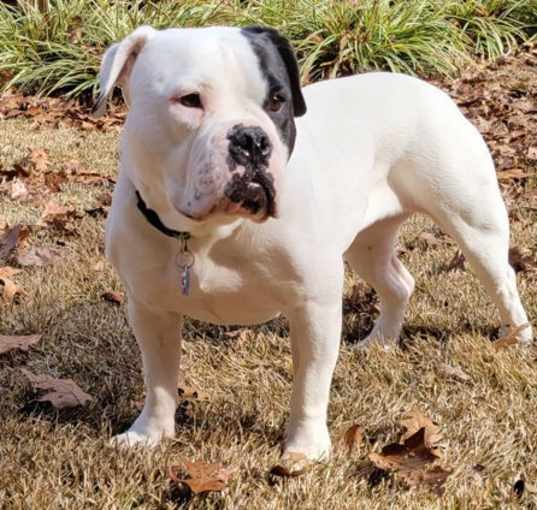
<box><xmin>95</xmin><ymin>25</ymin><xmax>306</xmax><ymax>229</ymax></box>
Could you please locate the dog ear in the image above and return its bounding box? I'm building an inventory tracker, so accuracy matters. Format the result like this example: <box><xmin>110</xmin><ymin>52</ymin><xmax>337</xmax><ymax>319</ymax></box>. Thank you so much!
<box><xmin>243</xmin><ymin>26</ymin><xmax>307</xmax><ymax>117</ymax></box>
<box><xmin>93</xmin><ymin>25</ymin><xmax>156</xmax><ymax>117</ymax></box>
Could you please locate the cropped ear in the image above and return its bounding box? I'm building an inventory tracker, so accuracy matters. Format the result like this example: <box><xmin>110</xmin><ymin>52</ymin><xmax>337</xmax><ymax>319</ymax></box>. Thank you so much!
<box><xmin>243</xmin><ymin>26</ymin><xmax>307</xmax><ymax>117</ymax></box>
<box><xmin>93</xmin><ymin>25</ymin><xmax>156</xmax><ymax>117</ymax></box>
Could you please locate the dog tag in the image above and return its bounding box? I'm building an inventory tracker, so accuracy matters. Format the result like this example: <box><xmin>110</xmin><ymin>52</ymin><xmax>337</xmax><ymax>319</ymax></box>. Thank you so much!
<box><xmin>180</xmin><ymin>265</ymin><xmax>191</xmax><ymax>296</ymax></box>
<box><xmin>176</xmin><ymin>238</ymin><xmax>194</xmax><ymax>296</ymax></box>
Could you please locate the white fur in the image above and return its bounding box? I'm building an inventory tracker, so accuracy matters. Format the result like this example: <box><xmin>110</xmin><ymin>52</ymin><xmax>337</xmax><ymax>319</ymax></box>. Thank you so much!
<box><xmin>101</xmin><ymin>27</ymin><xmax>532</xmax><ymax>459</ymax></box>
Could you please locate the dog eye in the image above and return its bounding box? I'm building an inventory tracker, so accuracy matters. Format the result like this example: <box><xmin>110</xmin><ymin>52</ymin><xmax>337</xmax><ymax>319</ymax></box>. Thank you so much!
<box><xmin>267</xmin><ymin>92</ymin><xmax>286</xmax><ymax>112</ymax></box>
<box><xmin>177</xmin><ymin>93</ymin><xmax>203</xmax><ymax>109</ymax></box>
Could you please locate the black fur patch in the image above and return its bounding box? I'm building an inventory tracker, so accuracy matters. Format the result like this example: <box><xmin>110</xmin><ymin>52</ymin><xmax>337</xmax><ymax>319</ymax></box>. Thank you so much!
<box><xmin>224</xmin><ymin>123</ymin><xmax>276</xmax><ymax>216</ymax></box>
<box><xmin>241</xmin><ymin>26</ymin><xmax>307</xmax><ymax>157</ymax></box>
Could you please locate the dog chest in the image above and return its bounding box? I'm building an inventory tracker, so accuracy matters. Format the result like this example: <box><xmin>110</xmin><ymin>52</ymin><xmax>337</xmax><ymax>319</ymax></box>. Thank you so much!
<box><xmin>113</xmin><ymin>240</ymin><xmax>287</xmax><ymax>325</ymax></box>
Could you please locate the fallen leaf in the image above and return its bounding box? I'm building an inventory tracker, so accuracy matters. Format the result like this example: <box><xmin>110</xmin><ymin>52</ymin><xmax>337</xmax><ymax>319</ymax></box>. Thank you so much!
<box><xmin>0</xmin><ymin>266</ymin><xmax>24</xmax><ymax>303</ymax></box>
<box><xmin>400</xmin><ymin>409</ymin><xmax>443</xmax><ymax>454</ymax></box>
<box><xmin>10</xmin><ymin>179</ymin><xmax>29</xmax><ymax>200</ymax></box>
<box><xmin>97</xmin><ymin>191</ymin><xmax>113</xmax><ymax>207</ymax></box>
<box><xmin>102</xmin><ymin>291</ymin><xmax>124</xmax><ymax>305</ymax></box>
<box><xmin>343</xmin><ymin>423</ymin><xmax>364</xmax><ymax>453</ymax></box>
<box><xmin>0</xmin><ymin>334</ymin><xmax>41</xmax><ymax>354</ymax></box>
<box><xmin>438</xmin><ymin>363</ymin><xmax>471</xmax><ymax>382</ymax></box>
<box><xmin>1</xmin><ymin>161</ymin><xmax>30</xmax><ymax>181</ymax></box>
<box><xmin>369</xmin><ymin>429</ymin><xmax>438</xmax><ymax>471</ymax></box>
<box><xmin>29</xmin><ymin>148</ymin><xmax>49</xmax><ymax>173</ymax></box>
<box><xmin>270</xmin><ymin>452</ymin><xmax>311</xmax><ymax>477</ymax></box>
<box><xmin>15</xmin><ymin>246</ymin><xmax>60</xmax><ymax>267</ymax></box>
<box><xmin>169</xmin><ymin>461</ymin><xmax>235</xmax><ymax>494</ymax></box>
<box><xmin>44</xmin><ymin>171</ymin><xmax>68</xmax><ymax>192</ymax></box>
<box><xmin>0</xmin><ymin>266</ymin><xmax>21</xmax><ymax>279</ymax></box>
<box><xmin>21</xmin><ymin>368</ymin><xmax>93</xmax><ymax>408</ymax></box>
<box><xmin>0</xmin><ymin>92</ymin><xmax>125</xmax><ymax>131</ymax></box>
<box><xmin>368</xmin><ymin>427</ymin><xmax>450</xmax><ymax>494</ymax></box>
<box><xmin>39</xmin><ymin>200</ymin><xmax>76</xmax><ymax>225</ymax></box>
<box><xmin>509</xmin><ymin>247</ymin><xmax>536</xmax><ymax>273</ymax></box>
<box><xmin>493</xmin><ymin>323</ymin><xmax>530</xmax><ymax>351</ymax></box>
<box><xmin>0</xmin><ymin>225</ymin><xmax>30</xmax><ymax>263</ymax></box>
<box><xmin>0</xmin><ymin>276</ymin><xmax>23</xmax><ymax>303</ymax></box>
<box><xmin>401</xmin><ymin>465</ymin><xmax>451</xmax><ymax>494</ymax></box>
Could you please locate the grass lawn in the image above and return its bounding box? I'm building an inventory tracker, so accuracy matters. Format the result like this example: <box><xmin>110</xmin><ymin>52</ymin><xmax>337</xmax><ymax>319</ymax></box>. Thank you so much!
<box><xmin>1</xmin><ymin>51</ymin><xmax>537</xmax><ymax>510</ymax></box>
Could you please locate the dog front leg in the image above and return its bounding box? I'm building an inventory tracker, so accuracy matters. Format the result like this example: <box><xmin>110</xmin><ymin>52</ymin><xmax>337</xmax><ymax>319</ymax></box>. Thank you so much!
<box><xmin>285</xmin><ymin>298</ymin><xmax>342</xmax><ymax>461</ymax></box>
<box><xmin>112</xmin><ymin>298</ymin><xmax>181</xmax><ymax>447</ymax></box>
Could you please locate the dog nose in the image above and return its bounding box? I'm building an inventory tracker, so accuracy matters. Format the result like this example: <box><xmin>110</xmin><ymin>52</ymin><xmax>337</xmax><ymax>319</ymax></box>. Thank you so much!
<box><xmin>228</xmin><ymin>125</ymin><xmax>272</xmax><ymax>167</ymax></box>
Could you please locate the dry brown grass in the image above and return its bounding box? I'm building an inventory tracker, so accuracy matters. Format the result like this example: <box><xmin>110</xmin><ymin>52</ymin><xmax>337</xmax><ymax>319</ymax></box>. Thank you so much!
<box><xmin>1</xmin><ymin>98</ymin><xmax>537</xmax><ymax>507</ymax></box>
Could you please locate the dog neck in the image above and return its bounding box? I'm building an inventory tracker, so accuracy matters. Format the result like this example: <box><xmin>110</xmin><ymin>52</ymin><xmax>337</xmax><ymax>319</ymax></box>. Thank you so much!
<box><xmin>135</xmin><ymin>190</ymin><xmax>191</xmax><ymax>242</ymax></box>
<box><xmin>135</xmin><ymin>188</ymin><xmax>195</xmax><ymax>295</ymax></box>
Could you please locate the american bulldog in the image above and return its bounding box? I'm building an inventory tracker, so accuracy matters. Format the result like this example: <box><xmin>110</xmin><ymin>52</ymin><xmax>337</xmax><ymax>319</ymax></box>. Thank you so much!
<box><xmin>95</xmin><ymin>25</ymin><xmax>532</xmax><ymax>460</ymax></box>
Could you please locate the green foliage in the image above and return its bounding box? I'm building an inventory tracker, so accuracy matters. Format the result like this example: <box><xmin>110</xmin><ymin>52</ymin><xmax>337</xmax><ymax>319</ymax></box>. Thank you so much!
<box><xmin>0</xmin><ymin>0</ymin><xmax>536</xmax><ymax>98</ymax></box>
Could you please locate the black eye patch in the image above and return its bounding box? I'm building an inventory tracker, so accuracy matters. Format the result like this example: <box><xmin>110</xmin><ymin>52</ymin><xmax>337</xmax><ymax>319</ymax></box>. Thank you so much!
<box><xmin>241</xmin><ymin>29</ymin><xmax>300</xmax><ymax>156</ymax></box>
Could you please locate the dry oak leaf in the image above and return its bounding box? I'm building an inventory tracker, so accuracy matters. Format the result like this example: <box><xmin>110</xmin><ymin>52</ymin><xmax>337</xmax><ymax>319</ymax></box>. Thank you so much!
<box><xmin>0</xmin><ymin>266</ymin><xmax>22</xmax><ymax>279</ymax></box>
<box><xmin>0</xmin><ymin>334</ymin><xmax>41</xmax><ymax>355</ymax></box>
<box><xmin>401</xmin><ymin>465</ymin><xmax>451</xmax><ymax>494</ymax></box>
<box><xmin>15</xmin><ymin>246</ymin><xmax>60</xmax><ymax>267</ymax></box>
<box><xmin>39</xmin><ymin>200</ymin><xmax>76</xmax><ymax>225</ymax></box>
<box><xmin>368</xmin><ymin>429</ymin><xmax>438</xmax><ymax>472</ymax></box>
<box><xmin>21</xmin><ymin>368</ymin><xmax>93</xmax><ymax>409</ymax></box>
<box><xmin>509</xmin><ymin>247</ymin><xmax>536</xmax><ymax>273</ymax></box>
<box><xmin>0</xmin><ymin>266</ymin><xmax>24</xmax><ymax>303</ymax></box>
<box><xmin>3</xmin><ymin>160</ymin><xmax>31</xmax><ymax>181</ymax></box>
<box><xmin>63</xmin><ymin>160</ymin><xmax>115</xmax><ymax>186</ymax></box>
<box><xmin>102</xmin><ymin>291</ymin><xmax>124</xmax><ymax>305</ymax></box>
<box><xmin>368</xmin><ymin>428</ymin><xmax>450</xmax><ymax>493</ymax></box>
<box><xmin>29</xmin><ymin>148</ymin><xmax>49</xmax><ymax>173</ymax></box>
<box><xmin>493</xmin><ymin>323</ymin><xmax>531</xmax><ymax>351</ymax></box>
<box><xmin>0</xmin><ymin>225</ymin><xmax>30</xmax><ymax>262</ymax></box>
<box><xmin>44</xmin><ymin>171</ymin><xmax>68</xmax><ymax>192</ymax></box>
<box><xmin>169</xmin><ymin>461</ymin><xmax>236</xmax><ymax>494</ymax></box>
<box><xmin>343</xmin><ymin>423</ymin><xmax>365</xmax><ymax>453</ymax></box>
<box><xmin>270</xmin><ymin>452</ymin><xmax>312</xmax><ymax>477</ymax></box>
<box><xmin>400</xmin><ymin>409</ymin><xmax>443</xmax><ymax>454</ymax></box>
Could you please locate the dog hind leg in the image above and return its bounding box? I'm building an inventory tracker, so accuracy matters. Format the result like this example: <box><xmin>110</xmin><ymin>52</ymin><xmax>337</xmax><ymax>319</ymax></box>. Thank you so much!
<box><xmin>345</xmin><ymin>215</ymin><xmax>415</xmax><ymax>348</ymax></box>
<box><xmin>425</xmin><ymin>201</ymin><xmax>532</xmax><ymax>344</ymax></box>
<box><xmin>399</xmin><ymin>120</ymin><xmax>533</xmax><ymax>344</ymax></box>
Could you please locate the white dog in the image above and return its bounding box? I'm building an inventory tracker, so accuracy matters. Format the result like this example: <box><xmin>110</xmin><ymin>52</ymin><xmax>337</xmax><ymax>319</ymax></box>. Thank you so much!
<box><xmin>95</xmin><ymin>25</ymin><xmax>532</xmax><ymax>460</ymax></box>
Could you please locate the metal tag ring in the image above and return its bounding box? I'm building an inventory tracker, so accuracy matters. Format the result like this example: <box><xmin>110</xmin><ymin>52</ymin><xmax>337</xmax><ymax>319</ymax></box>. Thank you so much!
<box><xmin>176</xmin><ymin>250</ymin><xmax>195</xmax><ymax>269</ymax></box>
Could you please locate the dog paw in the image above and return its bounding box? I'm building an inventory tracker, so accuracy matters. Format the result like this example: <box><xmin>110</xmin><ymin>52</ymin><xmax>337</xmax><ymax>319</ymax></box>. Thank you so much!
<box><xmin>111</xmin><ymin>430</ymin><xmax>162</xmax><ymax>448</ymax></box>
<box><xmin>499</xmin><ymin>323</ymin><xmax>533</xmax><ymax>345</ymax></box>
<box><xmin>357</xmin><ymin>321</ymin><xmax>399</xmax><ymax>351</ymax></box>
<box><xmin>283</xmin><ymin>421</ymin><xmax>331</xmax><ymax>461</ymax></box>
<box><xmin>110</xmin><ymin>418</ymin><xmax>175</xmax><ymax>448</ymax></box>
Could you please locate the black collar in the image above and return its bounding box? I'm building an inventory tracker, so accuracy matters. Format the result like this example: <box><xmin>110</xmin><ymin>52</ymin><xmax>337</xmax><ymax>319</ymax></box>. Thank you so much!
<box><xmin>135</xmin><ymin>190</ymin><xmax>191</xmax><ymax>241</ymax></box>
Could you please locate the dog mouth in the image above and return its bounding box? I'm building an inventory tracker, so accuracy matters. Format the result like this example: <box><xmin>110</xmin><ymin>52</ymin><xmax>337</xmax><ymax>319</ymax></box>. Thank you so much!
<box><xmin>223</xmin><ymin>170</ymin><xmax>277</xmax><ymax>221</ymax></box>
